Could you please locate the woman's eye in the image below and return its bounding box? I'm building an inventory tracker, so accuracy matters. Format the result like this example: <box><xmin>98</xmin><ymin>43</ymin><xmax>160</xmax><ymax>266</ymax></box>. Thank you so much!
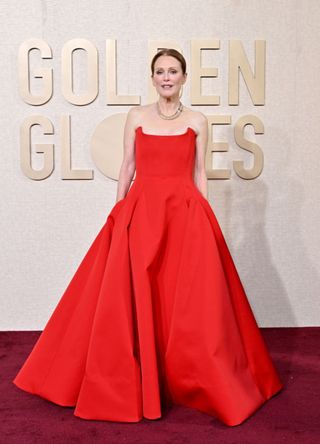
<box><xmin>155</xmin><ymin>70</ymin><xmax>177</xmax><ymax>74</ymax></box>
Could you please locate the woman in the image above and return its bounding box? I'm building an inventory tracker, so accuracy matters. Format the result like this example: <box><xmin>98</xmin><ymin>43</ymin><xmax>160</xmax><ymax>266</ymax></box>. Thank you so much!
<box><xmin>116</xmin><ymin>49</ymin><xmax>208</xmax><ymax>205</ymax></box>
<box><xmin>13</xmin><ymin>48</ymin><xmax>283</xmax><ymax>427</ymax></box>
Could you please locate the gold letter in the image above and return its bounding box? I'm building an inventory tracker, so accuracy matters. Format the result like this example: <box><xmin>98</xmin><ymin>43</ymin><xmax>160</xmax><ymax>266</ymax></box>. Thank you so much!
<box><xmin>106</xmin><ymin>40</ymin><xmax>140</xmax><ymax>105</ymax></box>
<box><xmin>18</xmin><ymin>38</ymin><xmax>53</xmax><ymax>105</ymax></box>
<box><xmin>191</xmin><ymin>40</ymin><xmax>220</xmax><ymax>105</ymax></box>
<box><xmin>62</xmin><ymin>39</ymin><xmax>98</xmax><ymax>105</ymax></box>
<box><xmin>205</xmin><ymin>115</ymin><xmax>232</xmax><ymax>179</ymax></box>
<box><xmin>61</xmin><ymin>115</ymin><xmax>93</xmax><ymax>179</ymax></box>
<box><xmin>229</xmin><ymin>40</ymin><xmax>266</xmax><ymax>105</ymax></box>
<box><xmin>20</xmin><ymin>115</ymin><xmax>54</xmax><ymax>180</ymax></box>
<box><xmin>233</xmin><ymin>115</ymin><xmax>264</xmax><ymax>179</ymax></box>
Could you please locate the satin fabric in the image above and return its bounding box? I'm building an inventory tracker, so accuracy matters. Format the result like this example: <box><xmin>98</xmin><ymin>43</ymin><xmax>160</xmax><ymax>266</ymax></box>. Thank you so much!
<box><xmin>13</xmin><ymin>126</ymin><xmax>283</xmax><ymax>426</ymax></box>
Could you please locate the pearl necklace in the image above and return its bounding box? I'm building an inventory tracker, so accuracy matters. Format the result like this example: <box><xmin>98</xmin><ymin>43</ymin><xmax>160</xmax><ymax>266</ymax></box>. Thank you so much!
<box><xmin>157</xmin><ymin>100</ymin><xmax>183</xmax><ymax>120</ymax></box>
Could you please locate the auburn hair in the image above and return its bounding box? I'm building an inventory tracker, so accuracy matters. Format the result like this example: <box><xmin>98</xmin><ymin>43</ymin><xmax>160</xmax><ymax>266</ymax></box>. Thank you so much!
<box><xmin>151</xmin><ymin>48</ymin><xmax>187</xmax><ymax>76</ymax></box>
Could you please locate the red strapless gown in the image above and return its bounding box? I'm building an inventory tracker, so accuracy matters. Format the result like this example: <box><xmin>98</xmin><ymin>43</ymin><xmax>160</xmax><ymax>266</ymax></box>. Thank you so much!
<box><xmin>13</xmin><ymin>126</ymin><xmax>283</xmax><ymax>426</ymax></box>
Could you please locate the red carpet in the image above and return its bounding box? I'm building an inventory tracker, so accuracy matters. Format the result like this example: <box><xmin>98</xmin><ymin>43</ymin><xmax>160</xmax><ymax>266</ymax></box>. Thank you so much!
<box><xmin>1</xmin><ymin>327</ymin><xmax>319</xmax><ymax>443</ymax></box>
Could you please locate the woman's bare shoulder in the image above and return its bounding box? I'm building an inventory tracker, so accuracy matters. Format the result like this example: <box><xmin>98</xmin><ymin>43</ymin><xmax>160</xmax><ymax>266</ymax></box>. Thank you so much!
<box><xmin>183</xmin><ymin>106</ymin><xmax>207</xmax><ymax>121</ymax></box>
<box><xmin>182</xmin><ymin>106</ymin><xmax>208</xmax><ymax>134</ymax></box>
<box><xmin>127</xmin><ymin>104</ymin><xmax>154</xmax><ymax>128</ymax></box>
<box><xmin>128</xmin><ymin>104</ymin><xmax>153</xmax><ymax>117</ymax></box>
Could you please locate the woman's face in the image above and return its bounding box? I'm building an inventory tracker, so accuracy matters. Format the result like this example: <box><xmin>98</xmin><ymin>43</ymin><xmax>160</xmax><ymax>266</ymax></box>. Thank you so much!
<box><xmin>152</xmin><ymin>55</ymin><xmax>186</xmax><ymax>98</ymax></box>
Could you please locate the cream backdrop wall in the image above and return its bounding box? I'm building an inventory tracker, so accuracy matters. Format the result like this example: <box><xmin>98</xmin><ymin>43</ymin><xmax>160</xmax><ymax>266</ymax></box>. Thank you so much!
<box><xmin>1</xmin><ymin>0</ymin><xmax>319</xmax><ymax>330</ymax></box>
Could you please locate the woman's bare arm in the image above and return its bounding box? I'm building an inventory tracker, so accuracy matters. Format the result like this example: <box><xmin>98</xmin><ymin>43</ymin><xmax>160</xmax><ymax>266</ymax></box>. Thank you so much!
<box><xmin>193</xmin><ymin>112</ymin><xmax>208</xmax><ymax>199</ymax></box>
<box><xmin>115</xmin><ymin>107</ymin><xmax>140</xmax><ymax>202</ymax></box>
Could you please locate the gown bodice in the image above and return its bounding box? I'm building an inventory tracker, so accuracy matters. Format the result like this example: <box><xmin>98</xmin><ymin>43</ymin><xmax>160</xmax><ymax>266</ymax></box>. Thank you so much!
<box><xmin>134</xmin><ymin>126</ymin><xmax>197</xmax><ymax>181</ymax></box>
